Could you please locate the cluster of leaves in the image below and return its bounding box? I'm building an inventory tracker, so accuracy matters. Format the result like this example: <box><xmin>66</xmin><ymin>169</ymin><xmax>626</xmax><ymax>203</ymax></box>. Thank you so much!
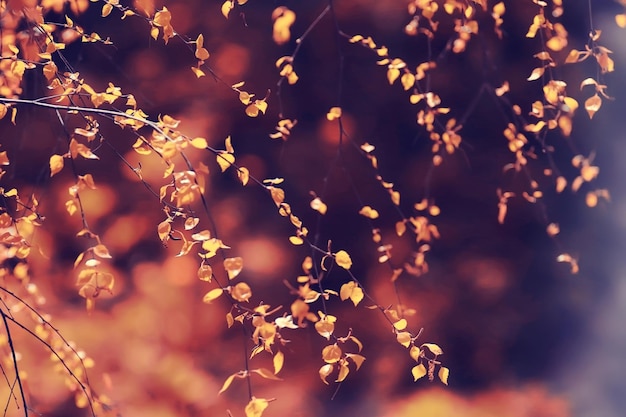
<box><xmin>0</xmin><ymin>0</ymin><xmax>619</xmax><ymax>416</ymax></box>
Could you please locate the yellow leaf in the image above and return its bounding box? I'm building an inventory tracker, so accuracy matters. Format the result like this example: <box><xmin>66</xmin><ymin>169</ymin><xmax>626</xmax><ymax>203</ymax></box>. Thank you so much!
<box><xmin>584</xmin><ymin>94</ymin><xmax>602</xmax><ymax>119</ymax></box>
<box><xmin>319</xmin><ymin>364</ymin><xmax>333</xmax><ymax>384</ymax></box>
<box><xmin>218</xmin><ymin>373</ymin><xmax>238</xmax><ymax>394</ymax></box>
<box><xmin>310</xmin><ymin>197</ymin><xmax>327</xmax><ymax>214</ymax></box>
<box><xmin>245</xmin><ymin>99</ymin><xmax>268</xmax><ymax>117</ymax></box>
<box><xmin>194</xmin><ymin>34</ymin><xmax>210</xmax><ymax>60</ymax></box>
<box><xmin>393</xmin><ymin>318</ymin><xmax>407</xmax><ymax>331</ymax></box>
<box><xmin>617</xmin><ymin>13</ymin><xmax>626</xmax><ymax>28</ymax></box>
<box><xmin>231</xmin><ymin>282</ymin><xmax>252</xmax><ymax>302</ymax></box>
<box><xmin>197</xmin><ymin>264</ymin><xmax>213</xmax><ymax>281</ymax></box>
<box><xmin>49</xmin><ymin>154</ymin><xmax>64</xmax><ymax>177</ymax></box>
<box><xmin>191</xmin><ymin>67</ymin><xmax>205</xmax><ymax>78</ymax></box>
<box><xmin>336</xmin><ymin>362</ymin><xmax>350</xmax><ymax>382</ymax></box>
<box><xmin>66</xmin><ymin>199</ymin><xmax>78</xmax><ymax>216</ymax></box>
<box><xmin>237</xmin><ymin>167</ymin><xmax>250</xmax><ymax>186</ymax></box>
<box><xmin>412</xmin><ymin>363</ymin><xmax>427</xmax><ymax>381</ymax></box>
<box><xmin>153</xmin><ymin>7</ymin><xmax>172</xmax><ymax>27</ymax></box>
<box><xmin>252</xmin><ymin>368</ymin><xmax>282</xmax><ymax>381</ymax></box>
<box><xmin>93</xmin><ymin>244</ymin><xmax>112</xmax><ymax>258</ymax></box>
<box><xmin>225</xmin><ymin>136</ymin><xmax>235</xmax><ymax>153</ymax></box>
<box><xmin>0</xmin><ymin>104</ymin><xmax>7</xmax><ymax>120</ymax></box>
<box><xmin>216</xmin><ymin>152</ymin><xmax>235</xmax><ymax>172</ymax></box>
<box><xmin>272</xmin><ymin>7</ymin><xmax>296</xmax><ymax>45</ymax></box>
<box><xmin>273</xmin><ymin>351</ymin><xmax>284</xmax><ymax>374</ymax></box>
<box><xmin>438</xmin><ymin>366</ymin><xmax>449</xmax><ymax>385</ymax></box>
<box><xmin>289</xmin><ymin>236</ymin><xmax>304</xmax><ymax>245</ymax></box>
<box><xmin>335</xmin><ymin>250</ymin><xmax>352</xmax><ymax>270</ymax></box>
<box><xmin>101</xmin><ymin>3</ymin><xmax>113</xmax><ymax>17</ymax></box>
<box><xmin>190</xmin><ymin>137</ymin><xmax>208</xmax><ymax>149</ymax></box>
<box><xmin>221</xmin><ymin>0</ymin><xmax>234</xmax><ymax>18</ymax></box>
<box><xmin>326</xmin><ymin>106</ymin><xmax>342</xmax><ymax>121</ymax></box>
<box><xmin>245</xmin><ymin>397</ymin><xmax>269</xmax><ymax>417</ymax></box>
<box><xmin>315</xmin><ymin>317</ymin><xmax>335</xmax><ymax>340</ymax></box>
<box><xmin>346</xmin><ymin>353</ymin><xmax>366</xmax><ymax>370</ymax></box>
<box><xmin>410</xmin><ymin>346</ymin><xmax>421</xmax><ymax>361</ymax></box>
<box><xmin>359</xmin><ymin>205</ymin><xmax>379</xmax><ymax>219</ymax></box>
<box><xmin>340</xmin><ymin>281</ymin><xmax>364</xmax><ymax>306</ymax></box>
<box><xmin>387</xmin><ymin>67</ymin><xmax>400</xmax><ymax>84</ymax></box>
<box><xmin>401</xmin><ymin>72</ymin><xmax>415</xmax><ymax>90</ymax></box>
<box><xmin>269</xmin><ymin>187</ymin><xmax>285</xmax><ymax>206</ymax></box>
<box><xmin>565</xmin><ymin>49</ymin><xmax>580</xmax><ymax>63</ymax></box>
<box><xmin>422</xmin><ymin>343</ymin><xmax>444</xmax><ymax>355</ymax></box>
<box><xmin>157</xmin><ymin>220</ymin><xmax>171</xmax><ymax>241</ymax></box>
<box><xmin>527</xmin><ymin>66</ymin><xmax>545</xmax><ymax>81</ymax></box>
<box><xmin>322</xmin><ymin>344</ymin><xmax>342</xmax><ymax>364</ymax></box>
<box><xmin>390</xmin><ymin>190</ymin><xmax>400</xmax><ymax>205</ymax></box>
<box><xmin>202</xmin><ymin>287</ymin><xmax>224</xmax><ymax>303</ymax></box>
<box><xmin>396</xmin><ymin>331</ymin><xmax>412</xmax><ymax>348</ymax></box>
<box><xmin>224</xmin><ymin>257</ymin><xmax>243</xmax><ymax>280</ymax></box>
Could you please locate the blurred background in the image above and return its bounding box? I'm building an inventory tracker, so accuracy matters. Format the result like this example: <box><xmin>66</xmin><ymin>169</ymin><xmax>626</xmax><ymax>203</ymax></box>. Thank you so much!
<box><xmin>0</xmin><ymin>1</ymin><xmax>624</xmax><ymax>416</ymax></box>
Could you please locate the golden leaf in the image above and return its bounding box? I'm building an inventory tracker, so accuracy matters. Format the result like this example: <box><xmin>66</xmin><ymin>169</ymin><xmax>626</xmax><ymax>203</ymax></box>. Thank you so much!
<box><xmin>153</xmin><ymin>7</ymin><xmax>172</xmax><ymax>27</ymax></box>
<box><xmin>190</xmin><ymin>137</ymin><xmax>208</xmax><ymax>149</ymax></box>
<box><xmin>322</xmin><ymin>344</ymin><xmax>342</xmax><ymax>364</ymax></box>
<box><xmin>231</xmin><ymin>282</ymin><xmax>252</xmax><ymax>302</ymax></box>
<box><xmin>102</xmin><ymin>3</ymin><xmax>113</xmax><ymax>17</ymax></box>
<box><xmin>340</xmin><ymin>281</ymin><xmax>364</xmax><ymax>306</ymax></box>
<box><xmin>273</xmin><ymin>351</ymin><xmax>284</xmax><ymax>374</ymax></box>
<box><xmin>336</xmin><ymin>362</ymin><xmax>350</xmax><ymax>382</ymax></box>
<box><xmin>216</xmin><ymin>152</ymin><xmax>235</xmax><ymax>172</ymax></box>
<box><xmin>66</xmin><ymin>199</ymin><xmax>78</xmax><ymax>216</ymax></box>
<box><xmin>347</xmin><ymin>353</ymin><xmax>366</xmax><ymax>370</ymax></box>
<box><xmin>49</xmin><ymin>154</ymin><xmax>64</xmax><ymax>177</ymax></box>
<box><xmin>218</xmin><ymin>372</ymin><xmax>239</xmax><ymax>394</ymax></box>
<box><xmin>194</xmin><ymin>34</ymin><xmax>210</xmax><ymax>60</ymax></box>
<box><xmin>221</xmin><ymin>0</ymin><xmax>234</xmax><ymax>18</ymax></box>
<box><xmin>269</xmin><ymin>187</ymin><xmax>285</xmax><ymax>206</ymax></box>
<box><xmin>315</xmin><ymin>317</ymin><xmax>335</xmax><ymax>340</ymax></box>
<box><xmin>527</xmin><ymin>66</ymin><xmax>545</xmax><ymax>81</ymax></box>
<box><xmin>93</xmin><ymin>244</ymin><xmax>112</xmax><ymax>259</ymax></box>
<box><xmin>272</xmin><ymin>7</ymin><xmax>296</xmax><ymax>45</ymax></box>
<box><xmin>438</xmin><ymin>366</ymin><xmax>450</xmax><ymax>385</ymax></box>
<box><xmin>224</xmin><ymin>257</ymin><xmax>243</xmax><ymax>280</ymax></box>
<box><xmin>334</xmin><ymin>250</ymin><xmax>352</xmax><ymax>270</ymax></box>
<box><xmin>245</xmin><ymin>397</ymin><xmax>269</xmax><ymax>417</ymax></box>
<box><xmin>237</xmin><ymin>167</ymin><xmax>250</xmax><ymax>186</ymax></box>
<box><xmin>387</xmin><ymin>67</ymin><xmax>400</xmax><ymax>84</ymax></box>
<box><xmin>412</xmin><ymin>363</ymin><xmax>427</xmax><ymax>381</ymax></box>
<box><xmin>326</xmin><ymin>107</ymin><xmax>342</xmax><ymax>121</ymax></box>
<box><xmin>202</xmin><ymin>288</ymin><xmax>224</xmax><ymax>303</ymax></box>
<box><xmin>251</xmin><ymin>368</ymin><xmax>282</xmax><ymax>381</ymax></box>
<box><xmin>393</xmin><ymin>318</ymin><xmax>407</xmax><ymax>331</ymax></box>
<box><xmin>359</xmin><ymin>205</ymin><xmax>379</xmax><ymax>219</ymax></box>
<box><xmin>197</xmin><ymin>264</ymin><xmax>213</xmax><ymax>281</ymax></box>
<box><xmin>422</xmin><ymin>343</ymin><xmax>444</xmax><ymax>355</ymax></box>
<box><xmin>310</xmin><ymin>197</ymin><xmax>327</xmax><ymax>214</ymax></box>
<box><xmin>401</xmin><ymin>72</ymin><xmax>415</xmax><ymax>90</ymax></box>
<box><xmin>191</xmin><ymin>67</ymin><xmax>205</xmax><ymax>78</ymax></box>
<box><xmin>584</xmin><ymin>94</ymin><xmax>602</xmax><ymax>119</ymax></box>
<box><xmin>319</xmin><ymin>364</ymin><xmax>333</xmax><ymax>384</ymax></box>
<box><xmin>396</xmin><ymin>331</ymin><xmax>412</xmax><ymax>348</ymax></box>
